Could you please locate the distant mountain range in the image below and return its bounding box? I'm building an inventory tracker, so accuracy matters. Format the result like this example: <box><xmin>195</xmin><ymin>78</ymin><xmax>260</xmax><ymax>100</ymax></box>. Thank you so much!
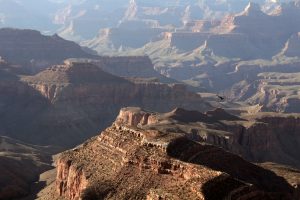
<box><xmin>81</xmin><ymin>1</ymin><xmax>300</xmax><ymax>113</ymax></box>
<box><xmin>0</xmin><ymin>0</ymin><xmax>291</xmax><ymax>37</ymax></box>
<box><xmin>1</xmin><ymin>1</ymin><xmax>300</xmax><ymax>113</ymax></box>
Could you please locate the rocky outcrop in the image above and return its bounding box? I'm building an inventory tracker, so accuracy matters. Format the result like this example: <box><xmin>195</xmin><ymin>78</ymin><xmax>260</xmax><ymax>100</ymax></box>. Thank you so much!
<box><xmin>53</xmin><ymin>107</ymin><xmax>297</xmax><ymax>200</ymax></box>
<box><xmin>56</xmin><ymin>159</ymin><xmax>88</xmax><ymax>200</ymax></box>
<box><xmin>116</xmin><ymin>107</ymin><xmax>158</xmax><ymax>127</ymax></box>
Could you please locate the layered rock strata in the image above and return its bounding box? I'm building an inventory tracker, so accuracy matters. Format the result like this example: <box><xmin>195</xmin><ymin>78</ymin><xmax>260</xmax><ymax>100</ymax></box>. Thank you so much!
<box><xmin>13</xmin><ymin>61</ymin><xmax>210</xmax><ymax>147</ymax></box>
<box><xmin>54</xmin><ymin>107</ymin><xmax>299</xmax><ymax>199</ymax></box>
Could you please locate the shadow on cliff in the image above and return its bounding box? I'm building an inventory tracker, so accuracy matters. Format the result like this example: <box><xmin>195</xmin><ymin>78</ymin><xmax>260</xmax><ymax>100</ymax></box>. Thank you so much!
<box><xmin>19</xmin><ymin>181</ymin><xmax>47</xmax><ymax>200</ymax></box>
<box><xmin>81</xmin><ymin>181</ymin><xmax>115</xmax><ymax>200</ymax></box>
<box><xmin>166</xmin><ymin>137</ymin><xmax>295</xmax><ymax>199</ymax></box>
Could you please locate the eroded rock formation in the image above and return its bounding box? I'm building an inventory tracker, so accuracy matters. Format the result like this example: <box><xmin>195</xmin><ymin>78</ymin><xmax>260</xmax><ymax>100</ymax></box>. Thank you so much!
<box><xmin>53</xmin><ymin>107</ymin><xmax>299</xmax><ymax>200</ymax></box>
<box><xmin>114</xmin><ymin>107</ymin><xmax>300</xmax><ymax>169</ymax></box>
<box><xmin>0</xmin><ymin>61</ymin><xmax>210</xmax><ymax>147</ymax></box>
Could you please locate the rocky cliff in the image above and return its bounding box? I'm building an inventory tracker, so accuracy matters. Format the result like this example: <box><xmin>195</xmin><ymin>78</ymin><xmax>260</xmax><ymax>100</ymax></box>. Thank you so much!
<box><xmin>2</xmin><ymin>61</ymin><xmax>210</xmax><ymax>148</ymax></box>
<box><xmin>102</xmin><ymin>107</ymin><xmax>300</xmax><ymax>169</ymax></box>
<box><xmin>144</xmin><ymin>107</ymin><xmax>300</xmax><ymax>169</ymax></box>
<box><xmin>238</xmin><ymin>114</ymin><xmax>300</xmax><ymax>167</ymax></box>
<box><xmin>52</xmin><ymin>107</ymin><xmax>299</xmax><ymax>200</ymax></box>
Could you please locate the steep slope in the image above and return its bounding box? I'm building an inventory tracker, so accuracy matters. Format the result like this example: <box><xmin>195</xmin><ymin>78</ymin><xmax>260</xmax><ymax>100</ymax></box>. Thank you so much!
<box><xmin>48</xmin><ymin>107</ymin><xmax>299</xmax><ymax>200</ymax></box>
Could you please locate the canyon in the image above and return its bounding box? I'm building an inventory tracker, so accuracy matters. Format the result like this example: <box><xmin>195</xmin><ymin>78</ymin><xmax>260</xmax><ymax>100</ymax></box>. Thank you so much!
<box><xmin>0</xmin><ymin>32</ymin><xmax>212</xmax><ymax>198</ymax></box>
<box><xmin>2</xmin><ymin>1</ymin><xmax>300</xmax><ymax>199</ymax></box>
<box><xmin>4</xmin><ymin>2</ymin><xmax>300</xmax><ymax>114</ymax></box>
<box><xmin>1</xmin><ymin>60</ymin><xmax>209</xmax><ymax>148</ymax></box>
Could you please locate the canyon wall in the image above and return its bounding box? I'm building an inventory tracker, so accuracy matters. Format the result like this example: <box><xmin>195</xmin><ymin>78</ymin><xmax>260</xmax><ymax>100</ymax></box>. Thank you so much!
<box><xmin>2</xmin><ymin>61</ymin><xmax>210</xmax><ymax>147</ymax></box>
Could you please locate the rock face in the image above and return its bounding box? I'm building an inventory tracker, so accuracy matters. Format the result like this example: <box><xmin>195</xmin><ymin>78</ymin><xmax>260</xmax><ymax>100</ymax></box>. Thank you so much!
<box><xmin>0</xmin><ymin>61</ymin><xmax>210</xmax><ymax>148</ymax></box>
<box><xmin>116</xmin><ymin>107</ymin><xmax>158</xmax><ymax>127</ymax></box>
<box><xmin>0</xmin><ymin>28</ymin><xmax>95</xmax><ymax>73</ymax></box>
<box><xmin>52</xmin><ymin>107</ymin><xmax>299</xmax><ymax>200</ymax></box>
<box><xmin>56</xmin><ymin>159</ymin><xmax>88</xmax><ymax>199</ymax></box>
<box><xmin>240</xmin><ymin>115</ymin><xmax>300</xmax><ymax>166</ymax></box>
